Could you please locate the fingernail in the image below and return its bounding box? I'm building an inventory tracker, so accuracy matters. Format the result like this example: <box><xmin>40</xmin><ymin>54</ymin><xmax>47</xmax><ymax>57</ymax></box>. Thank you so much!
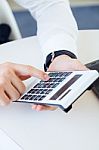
<box><xmin>44</xmin><ymin>74</ymin><xmax>49</xmax><ymax>80</ymax></box>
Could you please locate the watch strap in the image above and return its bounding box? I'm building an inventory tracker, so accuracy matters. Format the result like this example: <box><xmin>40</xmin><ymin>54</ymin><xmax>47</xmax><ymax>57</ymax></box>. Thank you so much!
<box><xmin>44</xmin><ymin>50</ymin><xmax>77</xmax><ymax>71</ymax></box>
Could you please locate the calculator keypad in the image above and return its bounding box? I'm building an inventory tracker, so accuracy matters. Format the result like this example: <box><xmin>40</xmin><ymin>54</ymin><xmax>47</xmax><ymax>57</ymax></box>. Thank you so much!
<box><xmin>21</xmin><ymin>72</ymin><xmax>72</xmax><ymax>101</ymax></box>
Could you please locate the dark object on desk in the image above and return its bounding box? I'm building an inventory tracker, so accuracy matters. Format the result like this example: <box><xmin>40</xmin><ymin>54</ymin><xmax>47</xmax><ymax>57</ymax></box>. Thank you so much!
<box><xmin>64</xmin><ymin>60</ymin><xmax>99</xmax><ymax>113</ymax></box>
<box><xmin>92</xmin><ymin>78</ymin><xmax>99</xmax><ymax>98</ymax></box>
<box><xmin>86</xmin><ymin>60</ymin><xmax>99</xmax><ymax>98</ymax></box>
<box><xmin>0</xmin><ymin>24</ymin><xmax>11</xmax><ymax>44</ymax></box>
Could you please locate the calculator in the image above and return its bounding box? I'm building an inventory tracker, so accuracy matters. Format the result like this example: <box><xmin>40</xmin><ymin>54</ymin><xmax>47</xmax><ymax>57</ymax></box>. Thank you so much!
<box><xmin>16</xmin><ymin>70</ymin><xmax>99</xmax><ymax>112</ymax></box>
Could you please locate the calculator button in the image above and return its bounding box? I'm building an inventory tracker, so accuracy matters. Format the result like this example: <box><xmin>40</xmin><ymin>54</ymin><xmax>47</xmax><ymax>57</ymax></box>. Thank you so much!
<box><xmin>29</xmin><ymin>95</ymin><xmax>37</xmax><ymax>100</ymax></box>
<box><xmin>21</xmin><ymin>94</ymin><xmax>29</xmax><ymax>100</ymax></box>
<box><xmin>40</xmin><ymin>89</ymin><xmax>48</xmax><ymax>94</ymax></box>
<box><xmin>51</xmin><ymin>83</ymin><xmax>59</xmax><ymax>88</ymax></box>
<box><xmin>28</xmin><ymin>89</ymin><xmax>38</xmax><ymax>94</ymax></box>
<box><xmin>47</xmin><ymin>78</ymin><xmax>56</xmax><ymax>82</ymax></box>
<box><xmin>38</xmin><ymin>95</ymin><xmax>46</xmax><ymax>101</ymax></box>
<box><xmin>35</xmin><ymin>95</ymin><xmax>42</xmax><ymax>101</ymax></box>
<box><xmin>46</xmin><ymin>89</ymin><xmax>53</xmax><ymax>94</ymax></box>
<box><xmin>48</xmin><ymin>72</ymin><xmax>58</xmax><ymax>77</ymax></box>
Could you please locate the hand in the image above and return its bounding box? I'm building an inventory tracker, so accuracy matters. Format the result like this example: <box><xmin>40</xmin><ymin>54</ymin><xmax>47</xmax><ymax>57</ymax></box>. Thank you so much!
<box><xmin>32</xmin><ymin>55</ymin><xmax>88</xmax><ymax>111</ymax></box>
<box><xmin>0</xmin><ymin>62</ymin><xmax>49</xmax><ymax>106</ymax></box>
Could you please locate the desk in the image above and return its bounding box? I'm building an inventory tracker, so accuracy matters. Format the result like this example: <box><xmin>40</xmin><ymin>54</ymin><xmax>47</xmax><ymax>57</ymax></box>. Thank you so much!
<box><xmin>0</xmin><ymin>31</ymin><xmax>99</xmax><ymax>150</ymax></box>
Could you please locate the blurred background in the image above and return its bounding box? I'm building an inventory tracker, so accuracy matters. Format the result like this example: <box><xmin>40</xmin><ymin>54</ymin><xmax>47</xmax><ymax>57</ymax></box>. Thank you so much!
<box><xmin>7</xmin><ymin>0</ymin><xmax>99</xmax><ymax>9</ymax></box>
<box><xmin>7</xmin><ymin>0</ymin><xmax>99</xmax><ymax>38</ymax></box>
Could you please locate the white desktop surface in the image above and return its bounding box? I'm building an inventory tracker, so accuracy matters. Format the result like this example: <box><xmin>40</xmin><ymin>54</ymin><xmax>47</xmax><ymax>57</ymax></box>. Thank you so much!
<box><xmin>0</xmin><ymin>31</ymin><xmax>99</xmax><ymax>150</ymax></box>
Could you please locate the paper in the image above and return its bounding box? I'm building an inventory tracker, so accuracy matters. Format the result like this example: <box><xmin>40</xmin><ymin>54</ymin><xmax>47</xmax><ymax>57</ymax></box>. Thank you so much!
<box><xmin>0</xmin><ymin>128</ymin><xmax>23</xmax><ymax>150</ymax></box>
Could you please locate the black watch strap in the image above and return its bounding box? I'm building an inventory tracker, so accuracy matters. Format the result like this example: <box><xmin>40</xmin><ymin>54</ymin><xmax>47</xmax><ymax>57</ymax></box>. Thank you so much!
<box><xmin>44</xmin><ymin>50</ymin><xmax>77</xmax><ymax>71</ymax></box>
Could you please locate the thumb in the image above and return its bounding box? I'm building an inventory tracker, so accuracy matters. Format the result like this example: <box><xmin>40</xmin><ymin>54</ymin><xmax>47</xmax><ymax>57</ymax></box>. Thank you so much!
<box><xmin>11</xmin><ymin>63</ymin><xmax>49</xmax><ymax>81</ymax></box>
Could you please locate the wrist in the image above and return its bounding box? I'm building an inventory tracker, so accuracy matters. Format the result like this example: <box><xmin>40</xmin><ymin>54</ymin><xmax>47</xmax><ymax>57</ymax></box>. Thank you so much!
<box><xmin>44</xmin><ymin>50</ymin><xmax>77</xmax><ymax>71</ymax></box>
<box><xmin>52</xmin><ymin>54</ymin><xmax>72</xmax><ymax>61</ymax></box>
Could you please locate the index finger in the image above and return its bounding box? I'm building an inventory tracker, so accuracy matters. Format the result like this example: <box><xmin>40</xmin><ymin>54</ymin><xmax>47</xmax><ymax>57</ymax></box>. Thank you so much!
<box><xmin>30</xmin><ymin>66</ymin><xmax>50</xmax><ymax>81</ymax></box>
<box><xmin>10</xmin><ymin>63</ymin><xmax>50</xmax><ymax>81</ymax></box>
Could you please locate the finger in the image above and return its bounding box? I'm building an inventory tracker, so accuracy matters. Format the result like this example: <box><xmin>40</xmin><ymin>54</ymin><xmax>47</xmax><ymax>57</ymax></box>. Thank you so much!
<box><xmin>0</xmin><ymin>90</ymin><xmax>10</xmax><ymax>106</ymax></box>
<box><xmin>4</xmin><ymin>81</ymin><xmax>21</xmax><ymax>101</ymax></box>
<box><xmin>11</xmin><ymin>63</ymin><xmax>49</xmax><ymax>81</ymax></box>
<box><xmin>32</xmin><ymin>104</ymin><xmax>56</xmax><ymax>111</ymax></box>
<box><xmin>32</xmin><ymin>104</ymin><xmax>38</xmax><ymax>110</ymax></box>
<box><xmin>10</xmin><ymin>72</ymin><xmax>26</xmax><ymax>95</ymax></box>
<box><xmin>27</xmin><ymin>66</ymin><xmax>49</xmax><ymax>81</ymax></box>
<box><xmin>36</xmin><ymin>105</ymin><xmax>56</xmax><ymax>111</ymax></box>
<box><xmin>17</xmin><ymin>75</ymin><xmax>32</xmax><ymax>81</ymax></box>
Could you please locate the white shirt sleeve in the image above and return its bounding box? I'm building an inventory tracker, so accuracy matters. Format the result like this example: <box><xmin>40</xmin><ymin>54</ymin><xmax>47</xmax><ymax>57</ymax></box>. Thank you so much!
<box><xmin>15</xmin><ymin>0</ymin><xmax>78</xmax><ymax>62</ymax></box>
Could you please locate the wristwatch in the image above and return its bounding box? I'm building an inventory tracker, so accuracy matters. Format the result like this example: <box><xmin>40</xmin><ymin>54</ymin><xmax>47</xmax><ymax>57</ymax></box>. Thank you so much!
<box><xmin>44</xmin><ymin>50</ymin><xmax>77</xmax><ymax>71</ymax></box>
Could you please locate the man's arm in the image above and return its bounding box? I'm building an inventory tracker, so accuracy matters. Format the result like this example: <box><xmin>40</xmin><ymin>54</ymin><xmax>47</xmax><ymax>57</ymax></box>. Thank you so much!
<box><xmin>14</xmin><ymin>0</ymin><xmax>78</xmax><ymax>63</ymax></box>
<box><xmin>14</xmin><ymin>0</ymin><xmax>88</xmax><ymax>111</ymax></box>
